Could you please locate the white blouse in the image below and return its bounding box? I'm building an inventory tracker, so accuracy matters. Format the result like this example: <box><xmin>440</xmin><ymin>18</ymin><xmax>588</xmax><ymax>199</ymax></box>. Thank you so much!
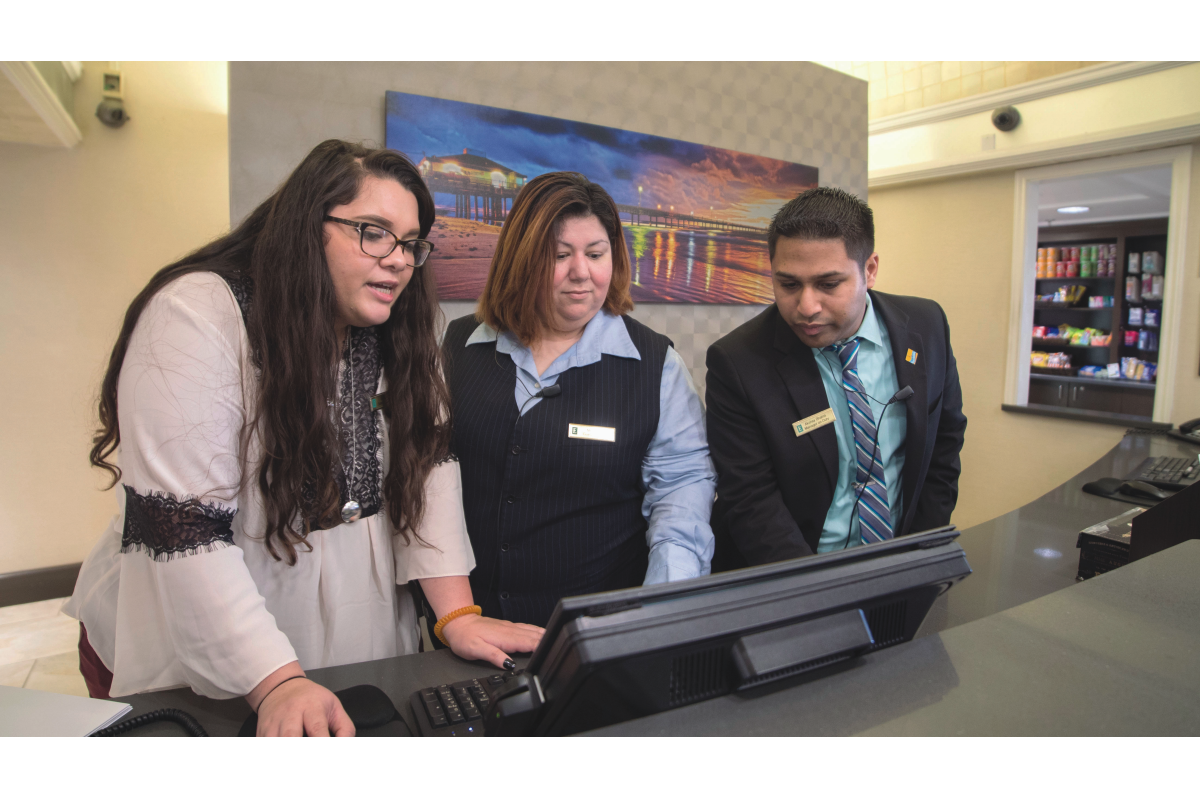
<box><xmin>64</xmin><ymin>272</ymin><xmax>475</xmax><ymax>700</ymax></box>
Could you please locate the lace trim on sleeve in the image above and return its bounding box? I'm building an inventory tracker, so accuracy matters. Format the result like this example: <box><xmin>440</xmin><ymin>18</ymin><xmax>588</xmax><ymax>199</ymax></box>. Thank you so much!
<box><xmin>120</xmin><ymin>485</ymin><xmax>237</xmax><ymax>562</ymax></box>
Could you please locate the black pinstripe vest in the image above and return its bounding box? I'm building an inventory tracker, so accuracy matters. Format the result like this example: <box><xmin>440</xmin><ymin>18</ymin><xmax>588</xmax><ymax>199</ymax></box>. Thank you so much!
<box><xmin>443</xmin><ymin>314</ymin><xmax>671</xmax><ymax>627</ymax></box>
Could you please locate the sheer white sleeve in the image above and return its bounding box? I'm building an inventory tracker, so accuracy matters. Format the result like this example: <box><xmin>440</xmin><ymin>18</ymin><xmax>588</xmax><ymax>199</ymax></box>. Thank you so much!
<box><xmin>105</xmin><ymin>273</ymin><xmax>296</xmax><ymax>699</ymax></box>
<box><xmin>393</xmin><ymin>458</ymin><xmax>476</xmax><ymax>584</ymax></box>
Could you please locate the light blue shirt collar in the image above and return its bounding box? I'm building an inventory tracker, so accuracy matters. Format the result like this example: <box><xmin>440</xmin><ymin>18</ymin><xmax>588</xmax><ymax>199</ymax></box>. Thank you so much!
<box><xmin>465</xmin><ymin>310</ymin><xmax>641</xmax><ymax>378</ymax></box>
<box><xmin>819</xmin><ymin>293</ymin><xmax>885</xmax><ymax>356</ymax></box>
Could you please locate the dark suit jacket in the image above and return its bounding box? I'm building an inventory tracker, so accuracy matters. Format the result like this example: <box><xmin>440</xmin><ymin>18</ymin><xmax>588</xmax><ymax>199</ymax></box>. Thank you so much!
<box><xmin>705</xmin><ymin>290</ymin><xmax>967</xmax><ymax>570</ymax></box>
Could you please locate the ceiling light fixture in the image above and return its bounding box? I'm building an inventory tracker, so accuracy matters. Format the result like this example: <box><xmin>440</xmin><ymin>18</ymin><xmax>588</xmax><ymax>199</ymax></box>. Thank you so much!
<box><xmin>1057</xmin><ymin>206</ymin><xmax>1090</xmax><ymax>214</ymax></box>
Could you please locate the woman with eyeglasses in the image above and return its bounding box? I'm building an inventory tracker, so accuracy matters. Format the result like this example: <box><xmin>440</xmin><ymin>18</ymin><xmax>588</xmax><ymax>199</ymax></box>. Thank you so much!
<box><xmin>442</xmin><ymin>172</ymin><xmax>717</xmax><ymax>630</ymax></box>
<box><xmin>66</xmin><ymin>140</ymin><xmax>542</xmax><ymax>736</ymax></box>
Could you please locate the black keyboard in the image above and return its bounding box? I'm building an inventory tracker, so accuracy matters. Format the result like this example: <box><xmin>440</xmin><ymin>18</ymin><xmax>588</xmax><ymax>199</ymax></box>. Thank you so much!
<box><xmin>409</xmin><ymin>673</ymin><xmax>511</xmax><ymax>736</ymax></box>
<box><xmin>1125</xmin><ymin>456</ymin><xmax>1199</xmax><ymax>490</ymax></box>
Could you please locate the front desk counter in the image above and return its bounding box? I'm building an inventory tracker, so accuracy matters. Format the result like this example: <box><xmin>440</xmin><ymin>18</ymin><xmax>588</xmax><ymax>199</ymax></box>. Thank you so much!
<box><xmin>121</xmin><ymin>432</ymin><xmax>1200</xmax><ymax>736</ymax></box>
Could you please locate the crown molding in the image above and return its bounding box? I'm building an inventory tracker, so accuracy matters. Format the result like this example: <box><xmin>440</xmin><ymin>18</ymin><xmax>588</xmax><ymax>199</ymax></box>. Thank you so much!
<box><xmin>868</xmin><ymin>112</ymin><xmax>1200</xmax><ymax>189</ymax></box>
<box><xmin>869</xmin><ymin>62</ymin><xmax>1193</xmax><ymax>136</ymax></box>
<box><xmin>0</xmin><ymin>61</ymin><xmax>82</xmax><ymax>148</ymax></box>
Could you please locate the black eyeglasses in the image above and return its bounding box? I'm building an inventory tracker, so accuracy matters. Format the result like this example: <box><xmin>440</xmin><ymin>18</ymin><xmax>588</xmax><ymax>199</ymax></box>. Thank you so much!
<box><xmin>325</xmin><ymin>216</ymin><xmax>435</xmax><ymax>266</ymax></box>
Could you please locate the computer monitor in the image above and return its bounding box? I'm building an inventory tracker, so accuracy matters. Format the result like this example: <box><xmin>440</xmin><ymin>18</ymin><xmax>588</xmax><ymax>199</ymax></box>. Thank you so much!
<box><xmin>484</xmin><ymin>525</ymin><xmax>971</xmax><ymax>735</ymax></box>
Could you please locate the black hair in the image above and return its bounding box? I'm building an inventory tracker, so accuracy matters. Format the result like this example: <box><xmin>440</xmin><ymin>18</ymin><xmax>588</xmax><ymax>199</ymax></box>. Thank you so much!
<box><xmin>767</xmin><ymin>186</ymin><xmax>875</xmax><ymax>267</ymax></box>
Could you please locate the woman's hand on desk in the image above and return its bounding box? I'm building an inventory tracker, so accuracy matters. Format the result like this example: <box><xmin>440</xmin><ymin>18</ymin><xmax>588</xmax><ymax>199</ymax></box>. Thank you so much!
<box><xmin>247</xmin><ymin>662</ymin><xmax>355</xmax><ymax>737</ymax></box>
<box><xmin>442</xmin><ymin>614</ymin><xmax>544</xmax><ymax>670</ymax></box>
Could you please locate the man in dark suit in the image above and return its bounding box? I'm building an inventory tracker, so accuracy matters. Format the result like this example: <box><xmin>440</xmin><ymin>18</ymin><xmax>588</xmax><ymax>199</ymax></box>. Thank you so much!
<box><xmin>705</xmin><ymin>187</ymin><xmax>966</xmax><ymax>569</ymax></box>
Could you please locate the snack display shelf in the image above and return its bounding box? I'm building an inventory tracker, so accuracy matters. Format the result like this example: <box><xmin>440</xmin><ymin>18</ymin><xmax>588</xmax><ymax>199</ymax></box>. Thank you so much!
<box><xmin>1029</xmin><ymin>366</ymin><xmax>1078</xmax><ymax>377</ymax></box>
<box><xmin>1034</xmin><ymin>277</ymin><xmax>1115</xmax><ymax>284</ymax></box>
<box><xmin>1030</xmin><ymin>219</ymin><xmax>1167</xmax><ymax>423</ymax></box>
<box><xmin>1033</xmin><ymin>303</ymin><xmax>1109</xmax><ymax>311</ymax></box>
<box><xmin>1028</xmin><ymin>373</ymin><xmax>1156</xmax><ymax>389</ymax></box>
<box><xmin>1031</xmin><ymin>338</ymin><xmax>1111</xmax><ymax>349</ymax></box>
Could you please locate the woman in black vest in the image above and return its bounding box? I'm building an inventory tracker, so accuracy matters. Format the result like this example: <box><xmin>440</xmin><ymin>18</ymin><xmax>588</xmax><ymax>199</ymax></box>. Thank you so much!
<box><xmin>443</xmin><ymin>172</ymin><xmax>717</xmax><ymax>627</ymax></box>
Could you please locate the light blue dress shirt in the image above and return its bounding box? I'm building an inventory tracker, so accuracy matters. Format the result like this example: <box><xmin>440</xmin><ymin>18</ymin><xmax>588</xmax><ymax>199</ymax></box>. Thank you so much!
<box><xmin>810</xmin><ymin>295</ymin><xmax>907</xmax><ymax>552</ymax></box>
<box><xmin>464</xmin><ymin>311</ymin><xmax>716</xmax><ymax>583</ymax></box>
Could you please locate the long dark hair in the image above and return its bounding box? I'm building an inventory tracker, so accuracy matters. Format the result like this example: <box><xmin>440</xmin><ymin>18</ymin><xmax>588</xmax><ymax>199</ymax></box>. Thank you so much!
<box><xmin>90</xmin><ymin>140</ymin><xmax>449</xmax><ymax>563</ymax></box>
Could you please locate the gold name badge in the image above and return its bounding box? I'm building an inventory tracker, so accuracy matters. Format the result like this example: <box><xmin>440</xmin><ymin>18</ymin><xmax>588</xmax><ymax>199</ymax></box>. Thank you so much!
<box><xmin>568</xmin><ymin>423</ymin><xmax>616</xmax><ymax>442</ymax></box>
<box><xmin>792</xmin><ymin>408</ymin><xmax>836</xmax><ymax>437</ymax></box>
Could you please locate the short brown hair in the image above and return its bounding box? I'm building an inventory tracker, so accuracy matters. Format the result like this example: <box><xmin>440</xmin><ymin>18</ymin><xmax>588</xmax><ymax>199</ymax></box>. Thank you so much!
<box><xmin>477</xmin><ymin>172</ymin><xmax>634</xmax><ymax>344</ymax></box>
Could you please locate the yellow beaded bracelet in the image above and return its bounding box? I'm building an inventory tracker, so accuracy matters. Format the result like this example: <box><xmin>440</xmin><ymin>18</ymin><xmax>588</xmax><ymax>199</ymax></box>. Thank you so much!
<box><xmin>433</xmin><ymin>605</ymin><xmax>482</xmax><ymax>646</ymax></box>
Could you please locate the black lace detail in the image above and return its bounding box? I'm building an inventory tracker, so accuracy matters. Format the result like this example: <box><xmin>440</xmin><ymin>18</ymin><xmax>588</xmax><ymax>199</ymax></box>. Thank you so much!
<box><xmin>120</xmin><ymin>485</ymin><xmax>236</xmax><ymax>562</ymax></box>
<box><xmin>221</xmin><ymin>272</ymin><xmax>254</xmax><ymax>323</ymax></box>
<box><xmin>334</xmin><ymin>326</ymin><xmax>384</xmax><ymax>523</ymax></box>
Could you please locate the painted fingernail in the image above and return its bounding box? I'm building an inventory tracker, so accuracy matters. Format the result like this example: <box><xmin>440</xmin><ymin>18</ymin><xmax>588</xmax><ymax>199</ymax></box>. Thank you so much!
<box><xmin>503</xmin><ymin>658</ymin><xmax>515</xmax><ymax>671</ymax></box>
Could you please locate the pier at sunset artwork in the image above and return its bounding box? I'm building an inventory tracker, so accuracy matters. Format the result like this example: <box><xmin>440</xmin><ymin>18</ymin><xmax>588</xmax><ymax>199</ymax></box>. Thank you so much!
<box><xmin>386</xmin><ymin>91</ymin><xmax>818</xmax><ymax>304</ymax></box>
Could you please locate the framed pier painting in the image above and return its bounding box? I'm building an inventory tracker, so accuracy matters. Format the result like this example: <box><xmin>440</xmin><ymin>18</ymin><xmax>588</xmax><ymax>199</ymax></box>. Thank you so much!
<box><xmin>385</xmin><ymin>91</ymin><xmax>818</xmax><ymax>304</ymax></box>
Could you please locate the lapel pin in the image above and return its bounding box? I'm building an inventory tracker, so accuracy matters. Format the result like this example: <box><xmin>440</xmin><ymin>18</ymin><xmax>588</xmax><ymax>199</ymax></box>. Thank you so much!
<box><xmin>906</xmin><ymin>349</ymin><xmax>919</xmax><ymax>365</ymax></box>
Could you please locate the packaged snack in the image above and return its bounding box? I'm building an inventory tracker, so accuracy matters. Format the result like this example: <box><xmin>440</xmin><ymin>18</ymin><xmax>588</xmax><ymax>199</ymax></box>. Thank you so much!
<box><xmin>1048</xmin><ymin>247</ymin><xmax>1059</xmax><ymax>262</ymax></box>
<box><xmin>1126</xmin><ymin>276</ymin><xmax>1141</xmax><ymax>302</ymax></box>
<box><xmin>1037</xmin><ymin>248</ymin><xmax>1047</xmax><ymax>261</ymax></box>
<box><xmin>1107</xmin><ymin>363</ymin><xmax>1121</xmax><ymax>379</ymax></box>
<box><xmin>1142</xmin><ymin>251</ymin><xmax>1162</xmax><ymax>274</ymax></box>
<box><xmin>1128</xmin><ymin>252</ymin><xmax>1140</xmax><ymax>274</ymax></box>
<box><xmin>1129</xmin><ymin>307</ymin><xmax>1143</xmax><ymax>325</ymax></box>
<box><xmin>1152</xmin><ymin>275</ymin><xmax>1164</xmax><ymax>299</ymax></box>
<box><xmin>1070</xmin><ymin>247</ymin><xmax>1080</xmax><ymax>261</ymax></box>
<box><xmin>1142</xmin><ymin>274</ymin><xmax>1153</xmax><ymax>298</ymax></box>
<box><xmin>1145</xmin><ymin>308</ymin><xmax>1159</xmax><ymax>327</ymax></box>
<box><xmin>1080</xmin><ymin>260</ymin><xmax>1093</xmax><ymax>278</ymax></box>
<box><xmin>1138</xmin><ymin>330</ymin><xmax>1149</xmax><ymax>350</ymax></box>
<box><xmin>1124</xmin><ymin>330</ymin><xmax>1139</xmax><ymax>346</ymax></box>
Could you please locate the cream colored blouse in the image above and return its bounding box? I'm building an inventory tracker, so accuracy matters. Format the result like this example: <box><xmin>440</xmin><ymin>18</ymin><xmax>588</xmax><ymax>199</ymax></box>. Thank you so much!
<box><xmin>65</xmin><ymin>272</ymin><xmax>474</xmax><ymax>700</ymax></box>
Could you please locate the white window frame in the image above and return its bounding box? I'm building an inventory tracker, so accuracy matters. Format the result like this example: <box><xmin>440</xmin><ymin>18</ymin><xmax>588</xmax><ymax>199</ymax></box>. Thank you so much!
<box><xmin>1004</xmin><ymin>145</ymin><xmax>1193</xmax><ymax>423</ymax></box>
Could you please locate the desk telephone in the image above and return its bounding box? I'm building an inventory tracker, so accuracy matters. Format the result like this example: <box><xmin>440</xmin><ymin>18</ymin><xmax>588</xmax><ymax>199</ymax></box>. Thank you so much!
<box><xmin>1167</xmin><ymin>418</ymin><xmax>1200</xmax><ymax>446</ymax></box>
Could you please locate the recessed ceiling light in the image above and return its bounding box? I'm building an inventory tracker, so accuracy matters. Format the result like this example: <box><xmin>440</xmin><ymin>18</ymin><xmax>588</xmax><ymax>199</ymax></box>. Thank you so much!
<box><xmin>1057</xmin><ymin>206</ymin><xmax>1090</xmax><ymax>214</ymax></box>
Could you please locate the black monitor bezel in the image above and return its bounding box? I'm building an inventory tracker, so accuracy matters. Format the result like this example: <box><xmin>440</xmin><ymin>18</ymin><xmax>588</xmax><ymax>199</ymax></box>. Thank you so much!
<box><xmin>527</xmin><ymin>525</ymin><xmax>958</xmax><ymax>674</ymax></box>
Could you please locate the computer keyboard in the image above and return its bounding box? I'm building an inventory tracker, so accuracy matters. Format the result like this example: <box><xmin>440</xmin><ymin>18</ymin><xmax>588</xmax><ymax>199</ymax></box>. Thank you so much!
<box><xmin>1124</xmin><ymin>456</ymin><xmax>1198</xmax><ymax>490</ymax></box>
<box><xmin>409</xmin><ymin>673</ymin><xmax>511</xmax><ymax>736</ymax></box>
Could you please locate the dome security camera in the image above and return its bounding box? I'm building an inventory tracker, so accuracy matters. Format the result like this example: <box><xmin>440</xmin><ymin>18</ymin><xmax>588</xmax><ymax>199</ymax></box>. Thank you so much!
<box><xmin>96</xmin><ymin>98</ymin><xmax>130</xmax><ymax>128</ymax></box>
<box><xmin>991</xmin><ymin>106</ymin><xmax>1020</xmax><ymax>132</ymax></box>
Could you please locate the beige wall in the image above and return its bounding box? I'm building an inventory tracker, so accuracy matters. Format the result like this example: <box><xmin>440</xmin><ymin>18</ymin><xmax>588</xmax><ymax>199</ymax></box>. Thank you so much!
<box><xmin>871</xmin><ymin>146</ymin><xmax>1200</xmax><ymax>529</ymax></box>
<box><xmin>0</xmin><ymin>62</ymin><xmax>229</xmax><ymax>573</ymax></box>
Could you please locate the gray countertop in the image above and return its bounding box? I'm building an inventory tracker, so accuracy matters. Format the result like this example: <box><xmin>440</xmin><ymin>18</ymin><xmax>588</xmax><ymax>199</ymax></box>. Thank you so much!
<box><xmin>118</xmin><ymin>432</ymin><xmax>1200</xmax><ymax>736</ymax></box>
<box><xmin>589</xmin><ymin>540</ymin><xmax>1200</xmax><ymax>736</ymax></box>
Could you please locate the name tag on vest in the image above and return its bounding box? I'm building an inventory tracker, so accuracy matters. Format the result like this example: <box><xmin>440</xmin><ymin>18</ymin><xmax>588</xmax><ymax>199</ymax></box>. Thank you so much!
<box><xmin>568</xmin><ymin>423</ymin><xmax>616</xmax><ymax>442</ymax></box>
<box><xmin>792</xmin><ymin>408</ymin><xmax>835</xmax><ymax>437</ymax></box>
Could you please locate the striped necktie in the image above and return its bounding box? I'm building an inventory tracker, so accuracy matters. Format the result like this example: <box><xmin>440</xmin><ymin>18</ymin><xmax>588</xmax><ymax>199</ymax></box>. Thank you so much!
<box><xmin>826</xmin><ymin>338</ymin><xmax>894</xmax><ymax>544</ymax></box>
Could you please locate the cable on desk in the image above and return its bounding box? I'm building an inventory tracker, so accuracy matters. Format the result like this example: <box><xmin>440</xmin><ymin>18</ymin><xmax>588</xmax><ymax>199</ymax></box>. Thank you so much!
<box><xmin>92</xmin><ymin>708</ymin><xmax>209</xmax><ymax>737</ymax></box>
